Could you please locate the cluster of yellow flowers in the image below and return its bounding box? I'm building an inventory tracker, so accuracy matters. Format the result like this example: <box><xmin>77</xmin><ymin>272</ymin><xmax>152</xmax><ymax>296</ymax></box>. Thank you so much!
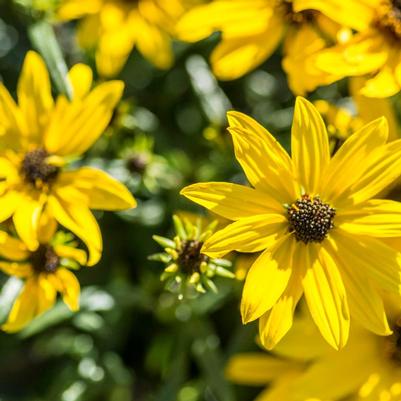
<box><xmin>0</xmin><ymin>51</ymin><xmax>136</xmax><ymax>331</ymax></box>
<box><xmin>4</xmin><ymin>0</ymin><xmax>401</xmax><ymax>399</ymax></box>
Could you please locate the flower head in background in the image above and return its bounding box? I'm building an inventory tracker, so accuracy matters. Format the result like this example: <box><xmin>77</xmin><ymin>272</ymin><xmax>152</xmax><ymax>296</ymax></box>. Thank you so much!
<box><xmin>176</xmin><ymin>0</ymin><xmax>348</xmax><ymax>94</ymax></box>
<box><xmin>0</xmin><ymin>51</ymin><xmax>136</xmax><ymax>266</ymax></box>
<box><xmin>227</xmin><ymin>305</ymin><xmax>401</xmax><ymax>401</ymax></box>
<box><xmin>182</xmin><ymin>96</ymin><xmax>401</xmax><ymax>350</ymax></box>
<box><xmin>58</xmin><ymin>0</ymin><xmax>191</xmax><ymax>77</ymax></box>
<box><xmin>0</xmin><ymin>214</ymin><xmax>87</xmax><ymax>332</ymax></box>
<box><xmin>303</xmin><ymin>0</ymin><xmax>401</xmax><ymax>97</ymax></box>
<box><xmin>150</xmin><ymin>214</ymin><xmax>234</xmax><ymax>299</ymax></box>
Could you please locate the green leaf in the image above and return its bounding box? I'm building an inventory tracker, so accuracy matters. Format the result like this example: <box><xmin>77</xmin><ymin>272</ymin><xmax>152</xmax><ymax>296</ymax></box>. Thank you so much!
<box><xmin>28</xmin><ymin>20</ymin><xmax>73</xmax><ymax>99</ymax></box>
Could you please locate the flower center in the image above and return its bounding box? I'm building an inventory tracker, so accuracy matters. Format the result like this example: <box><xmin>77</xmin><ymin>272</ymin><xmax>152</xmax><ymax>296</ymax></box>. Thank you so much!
<box><xmin>376</xmin><ymin>0</ymin><xmax>401</xmax><ymax>40</ymax></box>
<box><xmin>21</xmin><ymin>148</ymin><xmax>60</xmax><ymax>188</ymax></box>
<box><xmin>31</xmin><ymin>244</ymin><xmax>60</xmax><ymax>274</ymax></box>
<box><xmin>287</xmin><ymin>194</ymin><xmax>336</xmax><ymax>243</ymax></box>
<box><xmin>178</xmin><ymin>240</ymin><xmax>209</xmax><ymax>274</ymax></box>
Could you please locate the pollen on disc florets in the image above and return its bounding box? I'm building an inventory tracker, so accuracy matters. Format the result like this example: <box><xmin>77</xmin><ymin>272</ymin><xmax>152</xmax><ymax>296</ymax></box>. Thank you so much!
<box><xmin>31</xmin><ymin>244</ymin><xmax>60</xmax><ymax>274</ymax></box>
<box><xmin>287</xmin><ymin>194</ymin><xmax>336</xmax><ymax>244</ymax></box>
<box><xmin>21</xmin><ymin>148</ymin><xmax>60</xmax><ymax>188</ymax></box>
<box><xmin>177</xmin><ymin>239</ymin><xmax>209</xmax><ymax>274</ymax></box>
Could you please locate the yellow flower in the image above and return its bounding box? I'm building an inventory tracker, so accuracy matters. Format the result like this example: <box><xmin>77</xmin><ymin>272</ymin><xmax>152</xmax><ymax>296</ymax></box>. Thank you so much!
<box><xmin>58</xmin><ymin>0</ymin><xmax>190</xmax><ymax>77</ymax></box>
<box><xmin>176</xmin><ymin>0</ymin><xmax>347</xmax><ymax>94</ymax></box>
<box><xmin>227</xmin><ymin>308</ymin><xmax>401</xmax><ymax>401</ymax></box>
<box><xmin>303</xmin><ymin>0</ymin><xmax>401</xmax><ymax>97</ymax></box>
<box><xmin>181</xmin><ymin>96</ymin><xmax>401</xmax><ymax>350</ymax></box>
<box><xmin>0</xmin><ymin>51</ymin><xmax>136</xmax><ymax>266</ymax></box>
<box><xmin>0</xmin><ymin>216</ymin><xmax>87</xmax><ymax>333</ymax></box>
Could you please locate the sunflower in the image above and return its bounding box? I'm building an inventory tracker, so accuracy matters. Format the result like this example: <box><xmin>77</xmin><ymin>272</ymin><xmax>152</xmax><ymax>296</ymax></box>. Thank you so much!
<box><xmin>227</xmin><ymin>306</ymin><xmax>401</xmax><ymax>401</ymax></box>
<box><xmin>181</xmin><ymin>96</ymin><xmax>401</xmax><ymax>350</ymax></box>
<box><xmin>0</xmin><ymin>51</ymin><xmax>136</xmax><ymax>266</ymax></box>
<box><xmin>176</xmin><ymin>0</ymin><xmax>347</xmax><ymax>94</ymax></box>
<box><xmin>0</xmin><ymin>214</ymin><xmax>87</xmax><ymax>333</ymax></box>
<box><xmin>301</xmin><ymin>0</ymin><xmax>401</xmax><ymax>97</ymax></box>
<box><xmin>57</xmin><ymin>0</ymin><xmax>191</xmax><ymax>77</ymax></box>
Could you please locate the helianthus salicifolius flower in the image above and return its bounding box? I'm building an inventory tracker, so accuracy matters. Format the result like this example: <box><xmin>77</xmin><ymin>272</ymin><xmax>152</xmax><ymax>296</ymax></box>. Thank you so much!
<box><xmin>0</xmin><ymin>51</ymin><xmax>136</xmax><ymax>266</ymax></box>
<box><xmin>57</xmin><ymin>0</ymin><xmax>191</xmax><ymax>77</ymax></box>
<box><xmin>303</xmin><ymin>0</ymin><xmax>401</xmax><ymax>97</ymax></box>
<box><xmin>176</xmin><ymin>0</ymin><xmax>347</xmax><ymax>94</ymax></box>
<box><xmin>181</xmin><ymin>96</ymin><xmax>401</xmax><ymax>350</ymax></box>
<box><xmin>150</xmin><ymin>214</ymin><xmax>234</xmax><ymax>299</ymax></box>
<box><xmin>227</xmin><ymin>304</ymin><xmax>401</xmax><ymax>401</ymax></box>
<box><xmin>0</xmin><ymin>214</ymin><xmax>87</xmax><ymax>332</ymax></box>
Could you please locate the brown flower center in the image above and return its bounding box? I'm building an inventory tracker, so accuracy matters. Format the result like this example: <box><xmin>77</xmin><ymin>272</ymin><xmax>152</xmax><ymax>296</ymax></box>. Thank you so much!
<box><xmin>21</xmin><ymin>148</ymin><xmax>60</xmax><ymax>188</ymax></box>
<box><xmin>376</xmin><ymin>0</ymin><xmax>401</xmax><ymax>40</ymax></box>
<box><xmin>31</xmin><ymin>244</ymin><xmax>60</xmax><ymax>274</ymax></box>
<box><xmin>178</xmin><ymin>240</ymin><xmax>209</xmax><ymax>274</ymax></box>
<box><xmin>287</xmin><ymin>194</ymin><xmax>336</xmax><ymax>243</ymax></box>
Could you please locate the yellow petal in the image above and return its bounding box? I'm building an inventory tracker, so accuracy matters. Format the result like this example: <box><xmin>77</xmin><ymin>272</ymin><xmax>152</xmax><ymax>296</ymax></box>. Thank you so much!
<box><xmin>57</xmin><ymin>0</ymin><xmax>102</xmax><ymax>20</ymax></box>
<box><xmin>135</xmin><ymin>17</ymin><xmax>173</xmax><ymax>70</ymax></box>
<box><xmin>68</xmin><ymin>63</ymin><xmax>93</xmax><ymax>99</ymax></box>
<box><xmin>17</xmin><ymin>51</ymin><xmax>54</xmax><ymax>144</ymax></box>
<box><xmin>273</xmin><ymin>315</ymin><xmax>331</xmax><ymax>361</ymax></box>
<box><xmin>302</xmin><ymin>244</ymin><xmax>350</xmax><ymax>350</ymax></box>
<box><xmin>0</xmin><ymin>191</ymin><xmax>22</xmax><ymax>223</ymax></box>
<box><xmin>37</xmin><ymin>273</ymin><xmax>57</xmax><ymax>315</ymax></box>
<box><xmin>37</xmin><ymin>209</ymin><xmax>58</xmax><ymax>244</ymax></box>
<box><xmin>322</xmin><ymin>117</ymin><xmax>388</xmax><ymax>205</ymax></box>
<box><xmin>13</xmin><ymin>194</ymin><xmax>43</xmax><ymax>251</ymax></box>
<box><xmin>0</xmin><ymin>83</ymin><xmax>28</xmax><ymax>147</ymax></box>
<box><xmin>259</xmin><ymin>268</ymin><xmax>304</xmax><ymax>350</ymax></box>
<box><xmin>326</xmin><ymin>234</ymin><xmax>391</xmax><ymax>335</ymax></box>
<box><xmin>240</xmin><ymin>236</ymin><xmax>294</xmax><ymax>324</ymax></box>
<box><xmin>2</xmin><ymin>277</ymin><xmax>38</xmax><ymax>332</ymax></box>
<box><xmin>0</xmin><ymin>262</ymin><xmax>32</xmax><ymax>278</ymax></box>
<box><xmin>176</xmin><ymin>0</ymin><xmax>273</xmax><ymax>42</ymax></box>
<box><xmin>291</xmin><ymin>331</ymin><xmax>379</xmax><ymax>400</ymax></box>
<box><xmin>55</xmin><ymin>244</ymin><xmax>87</xmax><ymax>266</ymax></box>
<box><xmin>360</xmin><ymin>59</ymin><xmax>401</xmax><ymax>98</ymax></box>
<box><xmin>346</xmin><ymin>140</ymin><xmax>401</xmax><ymax>204</ymax></box>
<box><xmin>210</xmin><ymin>16</ymin><xmax>284</xmax><ymax>80</ymax></box>
<box><xmin>293</xmin><ymin>0</ymin><xmax>375</xmax><ymax>31</ymax></box>
<box><xmin>202</xmin><ymin>213</ymin><xmax>287</xmax><ymax>258</ymax></box>
<box><xmin>291</xmin><ymin>97</ymin><xmax>330</xmax><ymax>195</ymax></box>
<box><xmin>45</xmin><ymin>81</ymin><xmax>124</xmax><ymax>157</ymax></box>
<box><xmin>56</xmin><ymin>167</ymin><xmax>136</xmax><ymax>211</ymax></box>
<box><xmin>350</xmin><ymin>77</ymin><xmax>399</xmax><ymax>140</ymax></box>
<box><xmin>227</xmin><ymin>111</ymin><xmax>297</xmax><ymax>203</ymax></box>
<box><xmin>315</xmin><ymin>32</ymin><xmax>388</xmax><ymax>77</ymax></box>
<box><xmin>180</xmin><ymin>182</ymin><xmax>282</xmax><ymax>220</ymax></box>
<box><xmin>225</xmin><ymin>353</ymin><xmax>296</xmax><ymax>385</ymax></box>
<box><xmin>334</xmin><ymin>230</ymin><xmax>401</xmax><ymax>295</ymax></box>
<box><xmin>48</xmin><ymin>195</ymin><xmax>102</xmax><ymax>266</ymax></box>
<box><xmin>55</xmin><ymin>268</ymin><xmax>80</xmax><ymax>311</ymax></box>
<box><xmin>336</xmin><ymin>199</ymin><xmax>401</xmax><ymax>237</ymax></box>
<box><xmin>0</xmin><ymin>231</ymin><xmax>29</xmax><ymax>261</ymax></box>
<box><xmin>283</xmin><ymin>24</ymin><xmax>339</xmax><ymax>96</ymax></box>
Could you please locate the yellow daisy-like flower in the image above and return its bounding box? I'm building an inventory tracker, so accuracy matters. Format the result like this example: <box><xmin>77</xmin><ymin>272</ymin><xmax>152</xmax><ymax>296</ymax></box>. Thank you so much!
<box><xmin>0</xmin><ymin>51</ymin><xmax>136</xmax><ymax>266</ymax></box>
<box><xmin>302</xmin><ymin>0</ymin><xmax>401</xmax><ymax>97</ymax></box>
<box><xmin>58</xmin><ymin>0</ymin><xmax>191</xmax><ymax>77</ymax></box>
<box><xmin>0</xmin><ymin>216</ymin><xmax>87</xmax><ymax>333</ymax></box>
<box><xmin>176</xmin><ymin>0</ymin><xmax>346</xmax><ymax>94</ymax></box>
<box><xmin>181</xmin><ymin>96</ymin><xmax>401</xmax><ymax>350</ymax></box>
<box><xmin>227</xmin><ymin>308</ymin><xmax>401</xmax><ymax>401</ymax></box>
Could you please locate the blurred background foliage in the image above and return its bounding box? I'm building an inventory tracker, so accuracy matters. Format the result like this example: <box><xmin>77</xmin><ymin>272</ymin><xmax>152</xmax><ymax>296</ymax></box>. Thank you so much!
<box><xmin>0</xmin><ymin>0</ymin><xmax>400</xmax><ymax>400</ymax></box>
